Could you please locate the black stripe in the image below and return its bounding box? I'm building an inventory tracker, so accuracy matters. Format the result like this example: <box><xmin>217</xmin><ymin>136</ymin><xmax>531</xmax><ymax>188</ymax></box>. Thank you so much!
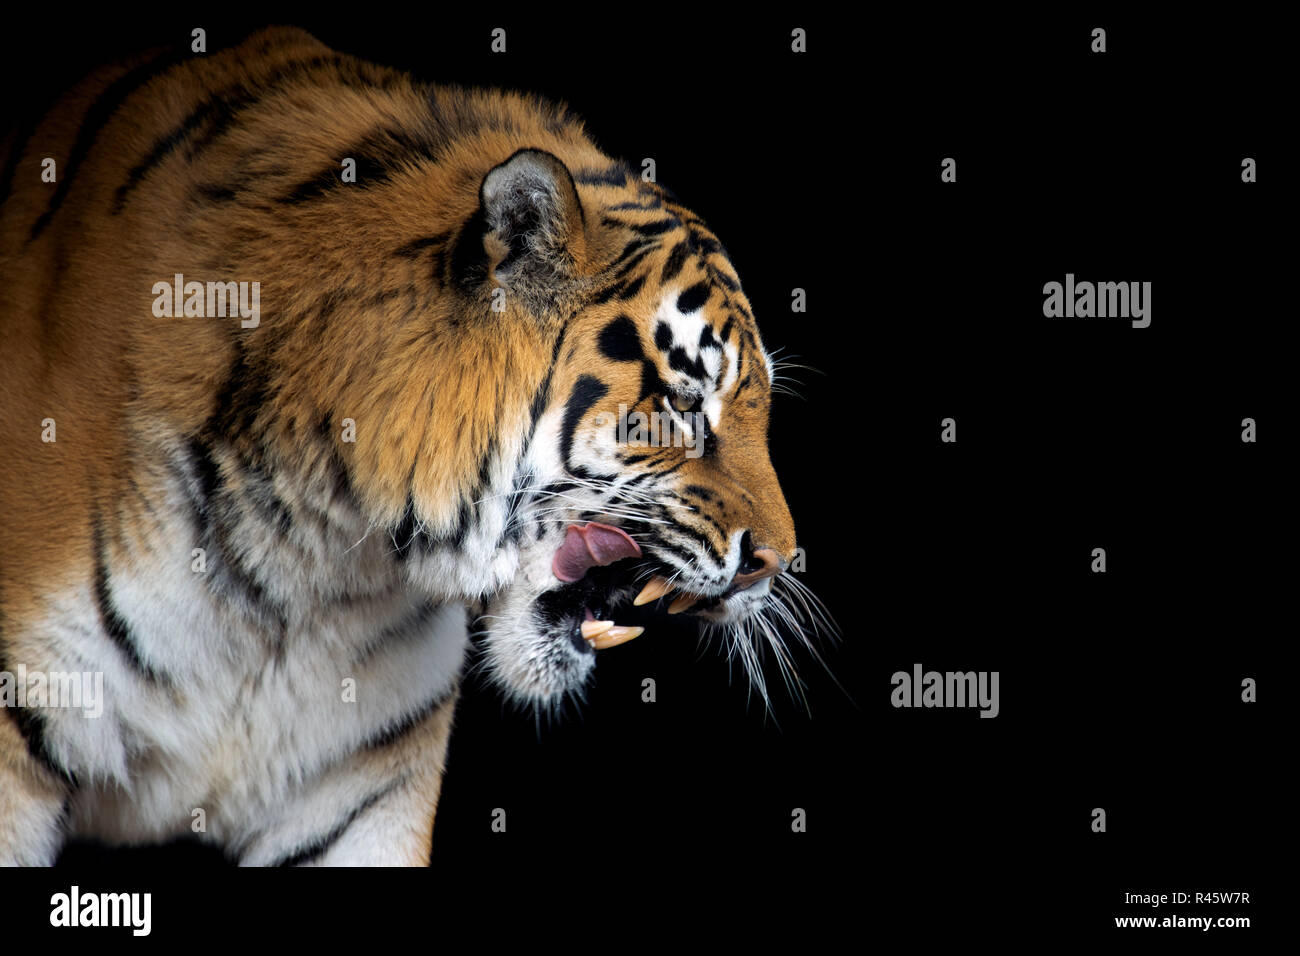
<box><xmin>606</xmin><ymin>237</ymin><xmax>653</xmax><ymax>270</ymax></box>
<box><xmin>616</xmin><ymin>273</ymin><xmax>646</xmax><ymax>300</ymax></box>
<box><xmin>628</xmin><ymin>218</ymin><xmax>680</xmax><ymax>236</ymax></box>
<box><xmin>126</xmin><ymin>473</ymin><xmax>161</xmax><ymax>520</ymax></box>
<box><xmin>112</xmin><ymin>52</ymin><xmax>402</xmax><ymax>215</ymax></box>
<box><xmin>92</xmin><ymin>516</ymin><xmax>166</xmax><ymax>684</ymax></box>
<box><xmin>488</xmin><ymin>320</ymin><xmax>571</xmax><ymax>550</ymax></box>
<box><xmin>637</xmin><ymin>350</ymin><xmax>667</xmax><ymax>405</ymax></box>
<box><xmin>654</xmin><ymin>322</ymin><xmax>672</xmax><ymax>351</ymax></box>
<box><xmin>449</xmin><ymin>203</ymin><xmax>491</xmax><ymax>291</ymax></box>
<box><xmin>678</xmin><ymin>500</ymin><xmax>729</xmax><ymax>541</ymax></box>
<box><xmin>0</xmin><ymin>66</ymin><xmax>75</xmax><ymax>211</ymax></box>
<box><xmin>529</xmin><ymin>321</ymin><xmax>570</xmax><ymax>436</ymax></box>
<box><xmin>676</xmin><ymin>281</ymin><xmax>711</xmax><ymax>314</ymax></box>
<box><xmin>391</xmin><ymin>493</ymin><xmax>436</xmax><ymax>560</ymax></box>
<box><xmin>535</xmin><ymin>480</ymin><xmax>577</xmax><ymax>499</ymax></box>
<box><xmin>182</xmin><ymin>55</ymin><xmax>351</xmax><ymax>163</ymax></box>
<box><xmin>196</xmin><ymin>345</ymin><xmax>299</xmax><ymax>564</ymax></box>
<box><xmin>575</xmin><ymin>164</ymin><xmax>631</xmax><ymax>187</ymax></box>
<box><xmin>278</xmin><ymin>159</ymin><xmax>367</xmax><ymax>204</ymax></box>
<box><xmin>670</xmin><ymin>519</ymin><xmax>729</xmax><ymax>565</ymax></box>
<box><xmin>690</xmin><ymin>231</ymin><xmax>723</xmax><ymax>257</ymax></box>
<box><xmin>0</xmin><ymin>641</ymin><xmax>77</xmax><ymax>782</ymax></box>
<box><xmin>112</xmin><ymin>99</ymin><xmax>218</xmax><ymax>212</ymax></box>
<box><xmin>660</xmin><ymin>240</ymin><xmax>690</xmax><ymax>283</ymax></box>
<box><xmin>393</xmin><ymin>232</ymin><xmax>451</xmax><ymax>259</ymax></box>
<box><xmin>597</xmin><ymin>315</ymin><xmax>644</xmax><ymax>363</ymax></box>
<box><xmin>613</xmin><ymin>245</ymin><xmax>657</xmax><ymax>280</ymax></box>
<box><xmin>6</xmin><ymin>704</ymin><xmax>76</xmax><ymax>783</ymax></box>
<box><xmin>591</xmin><ymin>280</ymin><xmax>624</xmax><ymax>305</ymax></box>
<box><xmin>452</xmin><ymin>429</ymin><xmax>498</xmax><ymax>547</ymax></box>
<box><xmin>537</xmin><ymin>97</ymin><xmax>580</xmax><ymax>134</ymax></box>
<box><xmin>651</xmin><ymin>458</ymin><xmax>690</xmax><ymax>479</ymax></box>
<box><xmin>502</xmin><ymin>465</ymin><xmax>537</xmax><ymax>545</ymax></box>
<box><xmin>183</xmin><ymin>428</ymin><xmax>289</xmax><ymax>632</ymax></box>
<box><xmin>714</xmin><ymin>270</ymin><xmax>740</xmax><ymax>292</ymax></box>
<box><xmin>737</xmin><ymin>327</ymin><xmax>758</xmax><ymax>374</ymax></box>
<box><xmin>206</xmin><ymin>340</ymin><xmax>272</xmax><ymax>448</ymax></box>
<box><xmin>29</xmin><ymin>46</ymin><xmax>186</xmax><ymax>241</ymax></box>
<box><xmin>560</xmin><ymin>376</ymin><xmax>609</xmax><ymax>468</ymax></box>
<box><xmin>601</xmin><ymin>215</ymin><xmax>681</xmax><ymax>236</ymax></box>
<box><xmin>359</xmin><ymin>686</ymin><xmax>456</xmax><ymax>753</ymax></box>
<box><xmin>277</xmin><ymin>127</ymin><xmax>436</xmax><ymax>205</ymax></box>
<box><xmin>669</xmin><ymin>346</ymin><xmax>707</xmax><ymax>380</ymax></box>
<box><xmin>193</xmin><ymin>182</ymin><xmax>239</xmax><ymax>202</ymax></box>
<box><xmin>272</xmin><ymin>777</ymin><xmax>406</xmax><ymax>867</ymax></box>
<box><xmin>654</xmin><ymin>532</ymin><xmax>717</xmax><ymax>572</ymax></box>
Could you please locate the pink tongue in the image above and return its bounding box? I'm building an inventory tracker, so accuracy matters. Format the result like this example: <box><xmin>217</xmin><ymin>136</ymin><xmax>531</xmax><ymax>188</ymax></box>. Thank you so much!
<box><xmin>552</xmin><ymin>522</ymin><xmax>642</xmax><ymax>583</ymax></box>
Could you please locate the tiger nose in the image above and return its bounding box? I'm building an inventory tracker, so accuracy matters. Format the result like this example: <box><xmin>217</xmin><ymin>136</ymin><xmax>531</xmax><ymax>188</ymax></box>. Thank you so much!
<box><xmin>732</xmin><ymin>547</ymin><xmax>784</xmax><ymax>590</ymax></box>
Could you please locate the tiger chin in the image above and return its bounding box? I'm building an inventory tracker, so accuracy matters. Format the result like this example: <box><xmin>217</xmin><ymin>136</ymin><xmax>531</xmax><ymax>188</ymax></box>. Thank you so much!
<box><xmin>0</xmin><ymin>26</ymin><xmax>829</xmax><ymax>866</ymax></box>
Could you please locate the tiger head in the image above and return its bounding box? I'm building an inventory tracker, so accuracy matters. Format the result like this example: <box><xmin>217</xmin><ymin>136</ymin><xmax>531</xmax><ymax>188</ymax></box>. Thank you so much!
<box><xmin>277</xmin><ymin>131</ymin><xmax>826</xmax><ymax>712</ymax></box>
<box><xmin>439</xmin><ymin>148</ymin><xmax>819</xmax><ymax>710</ymax></box>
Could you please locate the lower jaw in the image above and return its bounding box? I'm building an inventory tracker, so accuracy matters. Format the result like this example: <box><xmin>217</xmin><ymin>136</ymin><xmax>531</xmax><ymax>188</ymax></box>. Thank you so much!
<box><xmin>568</xmin><ymin>619</ymin><xmax>596</xmax><ymax>655</ymax></box>
<box><xmin>691</xmin><ymin>604</ymin><xmax>730</xmax><ymax>623</ymax></box>
<box><xmin>536</xmin><ymin>559</ymin><xmax>740</xmax><ymax>653</ymax></box>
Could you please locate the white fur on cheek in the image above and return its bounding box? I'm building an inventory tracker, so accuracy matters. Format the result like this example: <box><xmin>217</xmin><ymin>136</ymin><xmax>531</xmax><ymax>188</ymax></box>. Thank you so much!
<box><xmin>476</xmin><ymin>406</ymin><xmax>597</xmax><ymax>708</ymax></box>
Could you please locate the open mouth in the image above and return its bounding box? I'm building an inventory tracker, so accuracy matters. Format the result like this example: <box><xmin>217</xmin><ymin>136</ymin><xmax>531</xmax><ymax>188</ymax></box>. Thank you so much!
<box><xmin>545</xmin><ymin>521</ymin><xmax>728</xmax><ymax>652</ymax></box>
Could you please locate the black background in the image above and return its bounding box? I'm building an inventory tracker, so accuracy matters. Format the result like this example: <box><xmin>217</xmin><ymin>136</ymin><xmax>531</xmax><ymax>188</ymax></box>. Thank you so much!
<box><xmin>0</xmin><ymin>6</ymin><xmax>1282</xmax><ymax>944</ymax></box>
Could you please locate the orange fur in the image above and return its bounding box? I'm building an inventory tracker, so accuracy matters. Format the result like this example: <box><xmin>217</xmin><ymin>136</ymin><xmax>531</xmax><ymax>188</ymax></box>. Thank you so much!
<box><xmin>0</xmin><ymin>26</ymin><xmax>795</xmax><ymax>863</ymax></box>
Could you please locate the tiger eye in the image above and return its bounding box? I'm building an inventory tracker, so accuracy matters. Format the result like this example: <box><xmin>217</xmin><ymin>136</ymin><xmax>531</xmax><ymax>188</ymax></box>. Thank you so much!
<box><xmin>671</xmin><ymin>394</ymin><xmax>695</xmax><ymax>413</ymax></box>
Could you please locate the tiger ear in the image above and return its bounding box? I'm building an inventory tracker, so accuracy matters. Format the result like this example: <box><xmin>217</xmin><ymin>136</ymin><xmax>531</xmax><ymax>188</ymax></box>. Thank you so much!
<box><xmin>479</xmin><ymin>148</ymin><xmax>588</xmax><ymax>314</ymax></box>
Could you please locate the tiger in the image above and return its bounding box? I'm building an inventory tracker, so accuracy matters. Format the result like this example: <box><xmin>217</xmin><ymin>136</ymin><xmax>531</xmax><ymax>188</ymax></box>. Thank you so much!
<box><xmin>0</xmin><ymin>25</ymin><xmax>829</xmax><ymax>866</ymax></box>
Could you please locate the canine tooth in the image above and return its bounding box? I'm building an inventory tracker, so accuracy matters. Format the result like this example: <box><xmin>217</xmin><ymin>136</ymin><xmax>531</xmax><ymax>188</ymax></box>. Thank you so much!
<box><xmin>590</xmin><ymin>625</ymin><xmax>644</xmax><ymax>650</ymax></box>
<box><xmin>633</xmin><ymin>575</ymin><xmax>675</xmax><ymax>606</ymax></box>
<box><xmin>667</xmin><ymin>592</ymin><xmax>701</xmax><ymax>615</ymax></box>
<box><xmin>581</xmin><ymin>620</ymin><xmax>615</xmax><ymax>640</ymax></box>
